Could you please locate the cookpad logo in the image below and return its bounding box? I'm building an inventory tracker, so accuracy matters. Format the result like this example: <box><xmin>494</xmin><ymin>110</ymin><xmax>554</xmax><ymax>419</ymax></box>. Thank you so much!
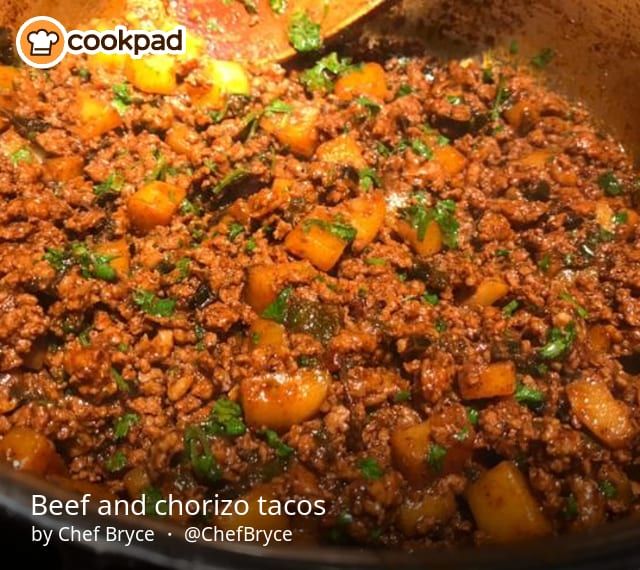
<box><xmin>16</xmin><ymin>16</ymin><xmax>185</xmax><ymax>69</ymax></box>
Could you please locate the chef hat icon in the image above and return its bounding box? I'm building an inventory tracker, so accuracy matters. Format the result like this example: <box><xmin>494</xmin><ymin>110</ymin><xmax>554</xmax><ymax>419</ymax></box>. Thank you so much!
<box><xmin>27</xmin><ymin>29</ymin><xmax>60</xmax><ymax>56</ymax></box>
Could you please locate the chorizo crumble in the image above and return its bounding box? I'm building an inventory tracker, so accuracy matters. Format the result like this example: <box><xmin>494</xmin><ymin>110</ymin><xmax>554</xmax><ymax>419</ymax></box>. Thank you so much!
<box><xmin>1</xmin><ymin>6</ymin><xmax>640</xmax><ymax>550</ymax></box>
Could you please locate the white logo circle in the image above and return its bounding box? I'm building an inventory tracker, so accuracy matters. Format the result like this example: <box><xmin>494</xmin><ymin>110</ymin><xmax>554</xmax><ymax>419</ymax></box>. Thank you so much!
<box><xmin>16</xmin><ymin>16</ymin><xmax>68</xmax><ymax>69</ymax></box>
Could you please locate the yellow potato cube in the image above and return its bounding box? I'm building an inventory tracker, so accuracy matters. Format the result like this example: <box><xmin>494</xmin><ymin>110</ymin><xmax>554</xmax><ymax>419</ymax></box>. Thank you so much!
<box><xmin>126</xmin><ymin>55</ymin><xmax>177</xmax><ymax>95</ymax></box>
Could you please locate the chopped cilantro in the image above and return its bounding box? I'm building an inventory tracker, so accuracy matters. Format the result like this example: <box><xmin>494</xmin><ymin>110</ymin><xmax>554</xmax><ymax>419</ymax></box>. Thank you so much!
<box><xmin>435</xmin><ymin>318</ymin><xmax>447</xmax><ymax>333</ymax></box>
<box><xmin>288</xmin><ymin>12</ymin><xmax>322</xmax><ymax>53</ymax></box>
<box><xmin>531</xmin><ymin>47</ymin><xmax>555</xmax><ymax>69</ymax></box>
<box><xmin>394</xmin><ymin>390</ymin><xmax>411</xmax><ymax>402</ymax></box>
<box><xmin>94</xmin><ymin>172</ymin><xmax>124</xmax><ymax>198</ymax></box>
<box><xmin>613</xmin><ymin>210</ymin><xmax>628</xmax><ymax>225</ymax></box>
<box><xmin>395</xmin><ymin>84</ymin><xmax>413</xmax><ymax>97</ymax></box>
<box><xmin>261</xmin><ymin>286</ymin><xmax>293</xmax><ymax>323</ymax></box>
<box><xmin>302</xmin><ymin>217</ymin><xmax>357</xmax><ymax>242</ymax></box>
<box><xmin>538</xmin><ymin>322</ymin><xmax>576</xmax><ymax>360</ymax></box>
<box><xmin>206</xmin><ymin>398</ymin><xmax>246</xmax><ymax>437</ymax></box>
<box><xmin>132</xmin><ymin>289</ymin><xmax>176</xmax><ymax>318</ymax></box>
<box><xmin>43</xmin><ymin>247</ymin><xmax>71</xmax><ymax>273</ymax></box>
<box><xmin>105</xmin><ymin>450</ymin><xmax>127</xmax><ymax>472</ymax></box>
<box><xmin>228</xmin><ymin>222</ymin><xmax>245</xmax><ymax>242</ymax></box>
<box><xmin>358</xmin><ymin>457</ymin><xmax>383</xmax><ymax>480</ymax></box>
<box><xmin>358</xmin><ymin>167</ymin><xmax>381</xmax><ymax>190</ymax></box>
<box><xmin>144</xmin><ymin>487</ymin><xmax>168</xmax><ymax>516</ymax></box>
<box><xmin>111</xmin><ymin>367</ymin><xmax>131</xmax><ymax>392</ymax></box>
<box><xmin>447</xmin><ymin>95</ymin><xmax>463</xmax><ymax>105</ymax></box>
<box><xmin>262</xmin><ymin>429</ymin><xmax>294</xmax><ymax>458</ymax></box>
<box><xmin>77</xmin><ymin>327</ymin><xmax>92</xmax><ymax>347</ymax></box>
<box><xmin>10</xmin><ymin>147</ymin><xmax>32</xmax><ymax>166</ymax></box>
<box><xmin>264</xmin><ymin>98</ymin><xmax>293</xmax><ymax>116</ymax></box>
<box><xmin>269</xmin><ymin>0</ymin><xmax>287</xmax><ymax>14</ymax></box>
<box><xmin>365</xmin><ymin>257</ymin><xmax>386</xmax><ymax>266</ymax></box>
<box><xmin>114</xmin><ymin>413</ymin><xmax>140</xmax><ymax>440</ymax></box>
<box><xmin>509</xmin><ymin>40</ymin><xmax>519</xmax><ymax>54</ymax></box>
<box><xmin>423</xmin><ymin>292</ymin><xmax>439</xmax><ymax>305</ymax></box>
<box><xmin>184</xmin><ymin>425</ymin><xmax>220</xmax><ymax>483</ymax></box>
<box><xmin>245</xmin><ymin>237</ymin><xmax>257</xmax><ymax>253</ymax></box>
<box><xmin>427</xmin><ymin>443</ymin><xmax>447</xmax><ymax>473</ymax></box>
<box><xmin>175</xmin><ymin>257</ymin><xmax>190</xmax><ymax>281</ymax></box>
<box><xmin>538</xmin><ymin>253</ymin><xmax>551</xmax><ymax>273</ymax></box>
<box><xmin>300</xmin><ymin>52</ymin><xmax>353</xmax><ymax>92</ymax></box>
<box><xmin>213</xmin><ymin>168</ymin><xmax>249</xmax><ymax>194</ymax></box>
<box><xmin>514</xmin><ymin>382</ymin><xmax>545</xmax><ymax>408</ymax></box>
<box><xmin>466</xmin><ymin>407</ymin><xmax>479</xmax><ymax>425</ymax></box>
<box><xmin>599</xmin><ymin>480</ymin><xmax>617</xmax><ymax>499</ymax></box>
<box><xmin>180</xmin><ymin>198</ymin><xmax>202</xmax><ymax>216</ymax></box>
<box><xmin>410</xmin><ymin>139</ymin><xmax>433</xmax><ymax>159</ymax></box>
<box><xmin>559</xmin><ymin>292</ymin><xmax>589</xmax><ymax>319</ymax></box>
<box><xmin>112</xmin><ymin>83</ymin><xmax>132</xmax><ymax>115</ymax></box>
<box><xmin>355</xmin><ymin>96</ymin><xmax>381</xmax><ymax>115</ymax></box>
<box><xmin>401</xmin><ymin>195</ymin><xmax>459</xmax><ymax>248</ymax></box>
<box><xmin>597</xmin><ymin>171</ymin><xmax>624</xmax><ymax>196</ymax></box>
<box><xmin>502</xmin><ymin>300</ymin><xmax>519</xmax><ymax>317</ymax></box>
<box><xmin>563</xmin><ymin>494</ymin><xmax>578</xmax><ymax>519</ymax></box>
<box><xmin>491</xmin><ymin>74</ymin><xmax>509</xmax><ymax>121</ymax></box>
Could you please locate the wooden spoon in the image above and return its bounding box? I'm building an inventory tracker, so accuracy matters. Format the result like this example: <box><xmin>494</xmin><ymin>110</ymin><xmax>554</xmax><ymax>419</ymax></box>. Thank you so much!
<box><xmin>171</xmin><ymin>0</ymin><xmax>388</xmax><ymax>63</ymax></box>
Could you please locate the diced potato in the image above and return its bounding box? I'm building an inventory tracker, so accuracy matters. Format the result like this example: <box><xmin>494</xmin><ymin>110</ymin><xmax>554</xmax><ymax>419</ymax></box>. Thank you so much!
<box><xmin>567</xmin><ymin>380</ymin><xmax>636</xmax><ymax>449</ymax></box>
<box><xmin>315</xmin><ymin>135</ymin><xmax>366</xmax><ymax>169</ymax></box>
<box><xmin>594</xmin><ymin>200</ymin><xmax>615</xmax><ymax>232</ymax></box>
<box><xmin>459</xmin><ymin>361</ymin><xmax>516</xmax><ymax>400</ymax></box>
<box><xmin>395</xmin><ymin>219</ymin><xmax>442</xmax><ymax>257</ymax></box>
<box><xmin>94</xmin><ymin>239</ymin><xmax>130</xmax><ymax>279</ymax></box>
<box><xmin>284</xmin><ymin>214</ymin><xmax>349</xmax><ymax>272</ymax></box>
<box><xmin>466</xmin><ymin>278</ymin><xmax>509</xmax><ymax>306</ymax></box>
<box><xmin>176</xmin><ymin>30</ymin><xmax>205</xmax><ymax>64</ymax></box>
<box><xmin>216</xmin><ymin>484</ymin><xmax>290</xmax><ymax>533</ymax></box>
<box><xmin>206</xmin><ymin>60</ymin><xmax>250</xmax><ymax>95</ymax></box>
<box><xmin>245</xmin><ymin>261</ymin><xmax>314</xmax><ymax>313</ymax></box>
<box><xmin>334</xmin><ymin>62</ymin><xmax>388</xmax><ymax>101</ymax></box>
<box><xmin>433</xmin><ymin>145</ymin><xmax>466</xmax><ymax>176</ymax></box>
<box><xmin>43</xmin><ymin>156</ymin><xmax>84</xmax><ymax>183</ymax></box>
<box><xmin>0</xmin><ymin>65</ymin><xmax>18</xmax><ymax>93</ymax></box>
<box><xmin>466</xmin><ymin>461</ymin><xmax>551</xmax><ymax>543</ymax></box>
<box><xmin>503</xmin><ymin>99</ymin><xmax>540</xmax><ymax>132</ymax></box>
<box><xmin>397</xmin><ymin>490</ymin><xmax>456</xmax><ymax>536</ymax></box>
<box><xmin>261</xmin><ymin>105</ymin><xmax>319</xmax><ymax>158</ymax></box>
<box><xmin>75</xmin><ymin>92</ymin><xmax>123</xmax><ymax>140</ymax></box>
<box><xmin>125</xmin><ymin>55</ymin><xmax>177</xmax><ymax>95</ymax></box>
<box><xmin>517</xmin><ymin>149</ymin><xmax>555</xmax><ymax>168</ymax></box>
<box><xmin>0</xmin><ymin>427</ymin><xmax>64</xmax><ymax>476</ymax></box>
<box><xmin>47</xmin><ymin>475</ymin><xmax>116</xmax><ymax>500</ymax></box>
<box><xmin>250</xmin><ymin>318</ymin><xmax>285</xmax><ymax>351</ymax></box>
<box><xmin>127</xmin><ymin>181</ymin><xmax>186</xmax><ymax>232</ymax></box>
<box><xmin>123</xmin><ymin>466</ymin><xmax>151</xmax><ymax>499</ymax></box>
<box><xmin>241</xmin><ymin>369</ymin><xmax>331</xmax><ymax>430</ymax></box>
<box><xmin>165</xmin><ymin>123</ymin><xmax>197</xmax><ymax>156</ymax></box>
<box><xmin>87</xmin><ymin>51</ymin><xmax>127</xmax><ymax>74</ymax></box>
<box><xmin>391</xmin><ymin>422</ymin><xmax>432</xmax><ymax>485</ymax></box>
<box><xmin>343</xmin><ymin>192</ymin><xmax>386</xmax><ymax>251</ymax></box>
<box><xmin>587</xmin><ymin>325</ymin><xmax>611</xmax><ymax>353</ymax></box>
<box><xmin>616</xmin><ymin>209</ymin><xmax>639</xmax><ymax>240</ymax></box>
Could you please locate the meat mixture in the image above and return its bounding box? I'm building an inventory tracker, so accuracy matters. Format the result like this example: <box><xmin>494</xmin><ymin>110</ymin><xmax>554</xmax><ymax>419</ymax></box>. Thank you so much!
<box><xmin>0</xmin><ymin>8</ymin><xmax>639</xmax><ymax>550</ymax></box>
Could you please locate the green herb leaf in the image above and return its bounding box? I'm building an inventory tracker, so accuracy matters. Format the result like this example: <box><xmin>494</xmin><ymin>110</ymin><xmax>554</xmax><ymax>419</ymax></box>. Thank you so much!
<box><xmin>262</xmin><ymin>429</ymin><xmax>294</xmax><ymax>458</ymax></box>
<box><xmin>599</xmin><ymin>479</ymin><xmax>618</xmax><ymax>499</ymax></box>
<box><xmin>531</xmin><ymin>47</ymin><xmax>555</xmax><ymax>69</ymax></box>
<box><xmin>144</xmin><ymin>486</ymin><xmax>168</xmax><ymax>516</ymax></box>
<box><xmin>358</xmin><ymin>457</ymin><xmax>383</xmax><ymax>480</ymax></box>
<box><xmin>427</xmin><ymin>443</ymin><xmax>447</xmax><ymax>473</ymax></box>
<box><xmin>207</xmin><ymin>398</ymin><xmax>246</xmax><ymax>436</ymax></box>
<box><xmin>365</xmin><ymin>257</ymin><xmax>386</xmax><ymax>266</ymax></box>
<box><xmin>410</xmin><ymin>139</ymin><xmax>433</xmax><ymax>159</ymax></box>
<box><xmin>228</xmin><ymin>222</ymin><xmax>245</xmax><ymax>242</ymax></box>
<box><xmin>491</xmin><ymin>74</ymin><xmax>509</xmax><ymax>121</ymax></box>
<box><xmin>559</xmin><ymin>292</ymin><xmax>589</xmax><ymax>319</ymax></box>
<box><xmin>393</xmin><ymin>389</ymin><xmax>411</xmax><ymax>403</ymax></box>
<box><xmin>105</xmin><ymin>450</ymin><xmax>127</xmax><ymax>472</ymax></box>
<box><xmin>300</xmin><ymin>52</ymin><xmax>353</xmax><ymax>92</ymax></box>
<box><xmin>245</xmin><ymin>237</ymin><xmax>257</xmax><ymax>253</ymax></box>
<box><xmin>111</xmin><ymin>367</ymin><xmax>131</xmax><ymax>392</ymax></box>
<box><xmin>184</xmin><ymin>425</ymin><xmax>220</xmax><ymax>483</ymax></box>
<box><xmin>466</xmin><ymin>407</ymin><xmax>479</xmax><ymax>425</ymax></box>
<box><xmin>112</xmin><ymin>83</ymin><xmax>133</xmax><ymax>115</ymax></box>
<box><xmin>133</xmin><ymin>289</ymin><xmax>176</xmax><ymax>318</ymax></box>
<box><xmin>10</xmin><ymin>147</ymin><xmax>33</xmax><ymax>166</ymax></box>
<box><xmin>538</xmin><ymin>322</ymin><xmax>576</xmax><ymax>360</ymax></box>
<box><xmin>264</xmin><ymin>99</ymin><xmax>293</xmax><ymax>116</ymax></box>
<box><xmin>423</xmin><ymin>291</ymin><xmax>439</xmax><ymax>305</ymax></box>
<box><xmin>175</xmin><ymin>257</ymin><xmax>191</xmax><ymax>281</ymax></box>
<box><xmin>396</xmin><ymin>84</ymin><xmax>413</xmax><ymax>98</ymax></box>
<box><xmin>261</xmin><ymin>286</ymin><xmax>293</xmax><ymax>323</ymax></box>
<box><xmin>502</xmin><ymin>300</ymin><xmax>519</xmax><ymax>317</ymax></box>
<box><xmin>43</xmin><ymin>247</ymin><xmax>71</xmax><ymax>273</ymax></box>
<box><xmin>213</xmin><ymin>168</ymin><xmax>249</xmax><ymax>194</ymax></box>
<box><xmin>94</xmin><ymin>172</ymin><xmax>124</xmax><ymax>198</ymax></box>
<box><xmin>358</xmin><ymin>167</ymin><xmax>381</xmax><ymax>190</ymax></box>
<box><xmin>401</xmin><ymin>196</ymin><xmax>459</xmax><ymax>248</ymax></box>
<box><xmin>613</xmin><ymin>210</ymin><xmax>628</xmax><ymax>225</ymax></box>
<box><xmin>302</xmin><ymin>217</ymin><xmax>357</xmax><ymax>242</ymax></box>
<box><xmin>288</xmin><ymin>12</ymin><xmax>322</xmax><ymax>53</ymax></box>
<box><xmin>180</xmin><ymin>198</ymin><xmax>202</xmax><ymax>216</ymax></box>
<box><xmin>355</xmin><ymin>96</ymin><xmax>381</xmax><ymax>115</ymax></box>
<box><xmin>597</xmin><ymin>171</ymin><xmax>624</xmax><ymax>196</ymax></box>
<box><xmin>563</xmin><ymin>494</ymin><xmax>578</xmax><ymax>519</ymax></box>
<box><xmin>269</xmin><ymin>0</ymin><xmax>287</xmax><ymax>14</ymax></box>
<box><xmin>514</xmin><ymin>382</ymin><xmax>545</xmax><ymax>408</ymax></box>
<box><xmin>114</xmin><ymin>412</ymin><xmax>140</xmax><ymax>440</ymax></box>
